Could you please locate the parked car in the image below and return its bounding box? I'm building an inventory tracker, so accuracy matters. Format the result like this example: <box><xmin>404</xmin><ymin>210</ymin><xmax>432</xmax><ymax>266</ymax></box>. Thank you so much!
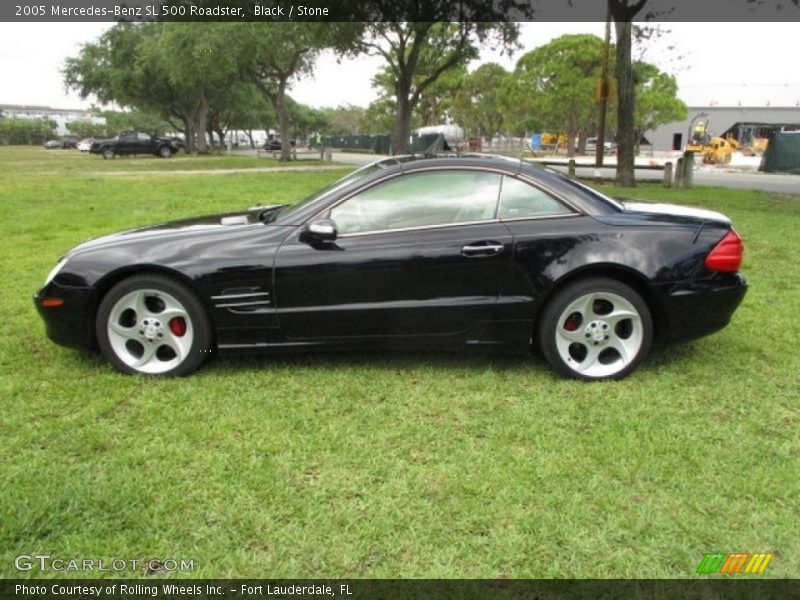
<box><xmin>43</xmin><ymin>137</ymin><xmax>78</xmax><ymax>149</ymax></box>
<box><xmin>166</xmin><ymin>136</ymin><xmax>185</xmax><ymax>152</ymax></box>
<box><xmin>586</xmin><ymin>137</ymin><xmax>616</xmax><ymax>154</ymax></box>
<box><xmin>263</xmin><ymin>138</ymin><xmax>296</xmax><ymax>151</ymax></box>
<box><xmin>77</xmin><ymin>138</ymin><xmax>97</xmax><ymax>152</ymax></box>
<box><xmin>34</xmin><ymin>154</ymin><xmax>746</xmax><ymax>380</ymax></box>
<box><xmin>90</xmin><ymin>131</ymin><xmax>180</xmax><ymax>159</ymax></box>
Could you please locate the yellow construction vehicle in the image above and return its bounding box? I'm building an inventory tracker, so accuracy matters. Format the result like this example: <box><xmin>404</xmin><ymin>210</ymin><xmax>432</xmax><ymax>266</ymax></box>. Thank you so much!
<box><xmin>703</xmin><ymin>134</ymin><xmax>739</xmax><ymax>165</ymax></box>
<box><xmin>686</xmin><ymin>114</ymin><xmax>711</xmax><ymax>153</ymax></box>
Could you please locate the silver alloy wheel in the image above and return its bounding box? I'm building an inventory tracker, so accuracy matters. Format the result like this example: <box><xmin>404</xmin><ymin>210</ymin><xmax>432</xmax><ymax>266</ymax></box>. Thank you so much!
<box><xmin>158</xmin><ymin>145</ymin><xmax>171</xmax><ymax>157</ymax></box>
<box><xmin>102</xmin><ymin>147</ymin><xmax>114</xmax><ymax>159</ymax></box>
<box><xmin>553</xmin><ymin>291</ymin><xmax>644</xmax><ymax>379</ymax></box>
<box><xmin>106</xmin><ymin>288</ymin><xmax>194</xmax><ymax>374</ymax></box>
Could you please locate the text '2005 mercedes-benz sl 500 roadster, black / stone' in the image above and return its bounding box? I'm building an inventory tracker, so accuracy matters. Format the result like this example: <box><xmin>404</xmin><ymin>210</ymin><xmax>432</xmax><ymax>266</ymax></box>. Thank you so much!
<box><xmin>34</xmin><ymin>154</ymin><xmax>747</xmax><ymax>380</ymax></box>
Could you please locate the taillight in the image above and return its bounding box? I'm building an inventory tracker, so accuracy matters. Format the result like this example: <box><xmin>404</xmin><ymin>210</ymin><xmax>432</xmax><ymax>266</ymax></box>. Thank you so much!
<box><xmin>705</xmin><ymin>230</ymin><xmax>743</xmax><ymax>272</ymax></box>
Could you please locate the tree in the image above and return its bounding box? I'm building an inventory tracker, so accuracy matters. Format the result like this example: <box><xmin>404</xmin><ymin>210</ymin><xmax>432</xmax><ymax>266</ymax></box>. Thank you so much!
<box><xmin>515</xmin><ymin>34</ymin><xmax>606</xmax><ymax>157</ymax></box>
<box><xmin>609</xmin><ymin>0</ymin><xmax>648</xmax><ymax>186</ymax></box>
<box><xmin>361</xmin><ymin>98</ymin><xmax>404</xmax><ymax>135</ymax></box>
<box><xmin>64</xmin><ymin>24</ymin><xmax>198</xmax><ymax>151</ymax></box>
<box><xmin>414</xmin><ymin>65</ymin><xmax>469</xmax><ymax>127</ymax></box>
<box><xmin>66</xmin><ymin>119</ymin><xmax>108</xmax><ymax>139</ymax></box>
<box><xmin>212</xmin><ymin>85</ymin><xmax>276</xmax><ymax>148</ymax></box>
<box><xmin>286</xmin><ymin>98</ymin><xmax>327</xmax><ymax>143</ymax></box>
<box><xmin>0</xmin><ymin>118</ymin><xmax>55</xmax><ymax>145</ymax></box>
<box><xmin>100</xmin><ymin>109</ymin><xmax>176</xmax><ymax>138</ymax></box>
<box><xmin>235</xmin><ymin>23</ymin><xmax>346</xmax><ymax>160</ymax></box>
<box><xmin>145</xmin><ymin>23</ymin><xmax>244</xmax><ymax>153</ymax></box>
<box><xmin>632</xmin><ymin>61</ymin><xmax>687</xmax><ymax>152</ymax></box>
<box><xmin>456</xmin><ymin>63</ymin><xmax>510</xmax><ymax>140</ymax></box>
<box><xmin>64</xmin><ymin>23</ymin><xmax>247</xmax><ymax>153</ymax></box>
<box><xmin>349</xmin><ymin>20</ymin><xmax>519</xmax><ymax>153</ymax></box>
<box><xmin>321</xmin><ymin>104</ymin><xmax>367</xmax><ymax>135</ymax></box>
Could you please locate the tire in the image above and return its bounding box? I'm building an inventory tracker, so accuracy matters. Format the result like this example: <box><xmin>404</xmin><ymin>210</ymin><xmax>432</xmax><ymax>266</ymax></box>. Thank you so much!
<box><xmin>102</xmin><ymin>147</ymin><xmax>115</xmax><ymax>160</ymax></box>
<box><xmin>538</xmin><ymin>277</ymin><xmax>653</xmax><ymax>381</ymax></box>
<box><xmin>158</xmin><ymin>145</ymin><xmax>172</xmax><ymax>158</ymax></box>
<box><xmin>96</xmin><ymin>274</ymin><xmax>213</xmax><ymax>376</ymax></box>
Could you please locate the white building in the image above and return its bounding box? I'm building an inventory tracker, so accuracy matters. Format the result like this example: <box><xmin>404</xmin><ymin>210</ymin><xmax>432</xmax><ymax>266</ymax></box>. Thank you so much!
<box><xmin>0</xmin><ymin>104</ymin><xmax>105</xmax><ymax>136</ymax></box>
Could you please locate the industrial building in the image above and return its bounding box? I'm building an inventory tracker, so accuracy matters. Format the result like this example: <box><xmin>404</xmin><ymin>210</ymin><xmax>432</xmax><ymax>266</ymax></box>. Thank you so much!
<box><xmin>647</xmin><ymin>106</ymin><xmax>800</xmax><ymax>151</ymax></box>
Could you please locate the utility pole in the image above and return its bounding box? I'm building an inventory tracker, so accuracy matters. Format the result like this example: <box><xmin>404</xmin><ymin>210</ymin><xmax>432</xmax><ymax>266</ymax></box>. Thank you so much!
<box><xmin>595</xmin><ymin>2</ymin><xmax>612</xmax><ymax>176</ymax></box>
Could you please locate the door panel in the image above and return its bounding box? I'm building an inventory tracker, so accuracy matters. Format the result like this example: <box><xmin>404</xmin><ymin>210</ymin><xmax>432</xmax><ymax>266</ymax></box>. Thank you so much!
<box><xmin>273</xmin><ymin>223</ymin><xmax>514</xmax><ymax>339</ymax></box>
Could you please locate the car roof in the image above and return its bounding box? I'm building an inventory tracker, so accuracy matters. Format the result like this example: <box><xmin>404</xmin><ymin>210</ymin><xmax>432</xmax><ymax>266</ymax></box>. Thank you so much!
<box><xmin>277</xmin><ymin>153</ymin><xmax>621</xmax><ymax>225</ymax></box>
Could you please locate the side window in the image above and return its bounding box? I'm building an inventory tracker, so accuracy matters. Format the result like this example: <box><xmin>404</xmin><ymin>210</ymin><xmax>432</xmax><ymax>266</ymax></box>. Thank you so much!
<box><xmin>499</xmin><ymin>176</ymin><xmax>573</xmax><ymax>219</ymax></box>
<box><xmin>137</xmin><ymin>132</ymin><xmax>151</xmax><ymax>142</ymax></box>
<box><xmin>120</xmin><ymin>133</ymin><xmax>135</xmax><ymax>142</ymax></box>
<box><xmin>330</xmin><ymin>170</ymin><xmax>502</xmax><ymax>235</ymax></box>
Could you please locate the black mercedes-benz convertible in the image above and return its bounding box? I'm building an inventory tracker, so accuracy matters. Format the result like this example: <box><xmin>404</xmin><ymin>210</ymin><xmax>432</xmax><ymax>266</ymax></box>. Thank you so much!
<box><xmin>34</xmin><ymin>154</ymin><xmax>746</xmax><ymax>380</ymax></box>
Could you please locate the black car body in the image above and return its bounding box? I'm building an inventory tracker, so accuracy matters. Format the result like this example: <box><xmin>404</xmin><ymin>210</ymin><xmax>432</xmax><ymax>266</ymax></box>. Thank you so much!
<box><xmin>90</xmin><ymin>131</ymin><xmax>180</xmax><ymax>159</ymax></box>
<box><xmin>263</xmin><ymin>138</ymin><xmax>296</xmax><ymax>151</ymax></box>
<box><xmin>34</xmin><ymin>155</ymin><xmax>746</xmax><ymax>379</ymax></box>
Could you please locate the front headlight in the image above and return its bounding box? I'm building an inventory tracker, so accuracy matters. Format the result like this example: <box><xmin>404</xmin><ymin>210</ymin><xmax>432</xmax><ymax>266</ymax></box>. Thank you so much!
<box><xmin>44</xmin><ymin>257</ymin><xmax>68</xmax><ymax>286</ymax></box>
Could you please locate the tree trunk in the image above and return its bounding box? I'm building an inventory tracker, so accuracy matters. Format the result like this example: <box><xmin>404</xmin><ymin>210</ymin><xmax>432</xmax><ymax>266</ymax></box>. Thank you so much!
<box><xmin>206</xmin><ymin>122</ymin><xmax>215</xmax><ymax>147</ymax></box>
<box><xmin>566</xmin><ymin>129</ymin><xmax>577</xmax><ymax>158</ymax></box>
<box><xmin>215</xmin><ymin>127</ymin><xmax>226</xmax><ymax>151</ymax></box>
<box><xmin>195</xmin><ymin>95</ymin><xmax>209</xmax><ymax>154</ymax></box>
<box><xmin>274</xmin><ymin>77</ymin><xmax>292</xmax><ymax>161</ymax></box>
<box><xmin>182</xmin><ymin>119</ymin><xmax>195</xmax><ymax>153</ymax></box>
<box><xmin>577</xmin><ymin>131</ymin><xmax>588</xmax><ymax>155</ymax></box>
<box><xmin>245</xmin><ymin>129</ymin><xmax>254</xmax><ymax>148</ymax></box>
<box><xmin>392</xmin><ymin>79</ymin><xmax>413</xmax><ymax>155</ymax></box>
<box><xmin>613</xmin><ymin>17</ymin><xmax>636</xmax><ymax>186</ymax></box>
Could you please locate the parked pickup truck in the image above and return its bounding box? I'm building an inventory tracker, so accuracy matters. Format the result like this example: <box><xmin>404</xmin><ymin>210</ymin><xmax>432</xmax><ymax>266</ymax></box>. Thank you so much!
<box><xmin>90</xmin><ymin>131</ymin><xmax>180</xmax><ymax>159</ymax></box>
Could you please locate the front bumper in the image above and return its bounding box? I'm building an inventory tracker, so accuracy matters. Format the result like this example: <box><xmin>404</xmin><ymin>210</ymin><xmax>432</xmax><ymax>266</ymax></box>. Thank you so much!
<box><xmin>34</xmin><ymin>282</ymin><xmax>95</xmax><ymax>350</ymax></box>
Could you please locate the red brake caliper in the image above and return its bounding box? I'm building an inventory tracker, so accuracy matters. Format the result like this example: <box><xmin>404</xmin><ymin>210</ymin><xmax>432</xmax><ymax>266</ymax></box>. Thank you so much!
<box><xmin>563</xmin><ymin>314</ymin><xmax>579</xmax><ymax>332</ymax></box>
<box><xmin>169</xmin><ymin>317</ymin><xmax>187</xmax><ymax>337</ymax></box>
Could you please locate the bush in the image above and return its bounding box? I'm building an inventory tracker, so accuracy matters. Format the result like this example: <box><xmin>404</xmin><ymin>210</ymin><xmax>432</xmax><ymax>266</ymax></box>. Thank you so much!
<box><xmin>0</xmin><ymin>118</ymin><xmax>56</xmax><ymax>145</ymax></box>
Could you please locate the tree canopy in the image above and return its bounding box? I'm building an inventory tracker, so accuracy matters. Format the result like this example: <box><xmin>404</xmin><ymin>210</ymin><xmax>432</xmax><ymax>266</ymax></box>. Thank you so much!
<box><xmin>348</xmin><ymin>21</ymin><xmax>519</xmax><ymax>153</ymax></box>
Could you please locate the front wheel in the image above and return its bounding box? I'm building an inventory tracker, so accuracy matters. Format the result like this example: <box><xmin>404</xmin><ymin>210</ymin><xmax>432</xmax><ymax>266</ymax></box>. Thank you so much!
<box><xmin>158</xmin><ymin>145</ymin><xmax>172</xmax><ymax>158</ymax></box>
<box><xmin>102</xmin><ymin>147</ymin><xmax>115</xmax><ymax>160</ymax></box>
<box><xmin>538</xmin><ymin>278</ymin><xmax>653</xmax><ymax>380</ymax></box>
<box><xmin>96</xmin><ymin>274</ymin><xmax>212</xmax><ymax>376</ymax></box>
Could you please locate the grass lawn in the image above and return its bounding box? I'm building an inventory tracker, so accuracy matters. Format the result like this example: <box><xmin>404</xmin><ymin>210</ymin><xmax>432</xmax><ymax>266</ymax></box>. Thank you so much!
<box><xmin>0</xmin><ymin>147</ymin><xmax>797</xmax><ymax>579</ymax></box>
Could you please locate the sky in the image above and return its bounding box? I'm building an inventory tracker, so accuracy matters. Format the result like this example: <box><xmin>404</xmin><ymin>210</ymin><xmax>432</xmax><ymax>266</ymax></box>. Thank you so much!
<box><xmin>1</xmin><ymin>22</ymin><xmax>799</xmax><ymax>112</ymax></box>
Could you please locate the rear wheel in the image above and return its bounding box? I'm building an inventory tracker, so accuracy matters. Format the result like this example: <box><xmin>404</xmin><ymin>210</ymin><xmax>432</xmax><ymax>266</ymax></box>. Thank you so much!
<box><xmin>96</xmin><ymin>274</ymin><xmax>212</xmax><ymax>376</ymax></box>
<box><xmin>102</xmin><ymin>147</ymin><xmax>114</xmax><ymax>160</ymax></box>
<box><xmin>538</xmin><ymin>278</ymin><xmax>653</xmax><ymax>380</ymax></box>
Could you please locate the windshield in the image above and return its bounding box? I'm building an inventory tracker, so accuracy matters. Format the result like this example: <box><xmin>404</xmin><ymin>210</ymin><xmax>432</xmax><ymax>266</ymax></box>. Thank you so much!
<box><xmin>275</xmin><ymin>158</ymin><xmax>400</xmax><ymax>223</ymax></box>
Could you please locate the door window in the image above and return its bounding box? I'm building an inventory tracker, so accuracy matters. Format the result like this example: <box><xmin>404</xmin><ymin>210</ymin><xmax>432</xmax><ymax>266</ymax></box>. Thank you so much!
<box><xmin>498</xmin><ymin>176</ymin><xmax>573</xmax><ymax>220</ymax></box>
<box><xmin>329</xmin><ymin>170</ymin><xmax>502</xmax><ymax>235</ymax></box>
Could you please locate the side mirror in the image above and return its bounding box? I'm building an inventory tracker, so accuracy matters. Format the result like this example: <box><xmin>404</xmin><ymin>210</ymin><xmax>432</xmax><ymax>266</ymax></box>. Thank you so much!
<box><xmin>302</xmin><ymin>219</ymin><xmax>337</xmax><ymax>243</ymax></box>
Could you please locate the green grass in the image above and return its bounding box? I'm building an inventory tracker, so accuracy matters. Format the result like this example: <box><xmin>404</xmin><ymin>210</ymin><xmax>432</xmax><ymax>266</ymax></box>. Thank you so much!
<box><xmin>0</xmin><ymin>147</ymin><xmax>798</xmax><ymax>579</ymax></box>
<box><xmin>4</xmin><ymin>145</ymin><xmax>333</xmax><ymax>175</ymax></box>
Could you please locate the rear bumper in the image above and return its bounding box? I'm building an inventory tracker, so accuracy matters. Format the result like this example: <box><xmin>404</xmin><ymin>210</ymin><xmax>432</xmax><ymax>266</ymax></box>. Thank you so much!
<box><xmin>657</xmin><ymin>273</ymin><xmax>747</xmax><ymax>343</ymax></box>
<box><xmin>34</xmin><ymin>282</ymin><xmax>95</xmax><ymax>350</ymax></box>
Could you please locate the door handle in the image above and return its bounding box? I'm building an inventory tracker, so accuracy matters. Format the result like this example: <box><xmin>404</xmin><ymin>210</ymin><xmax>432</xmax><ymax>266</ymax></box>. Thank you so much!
<box><xmin>461</xmin><ymin>242</ymin><xmax>505</xmax><ymax>257</ymax></box>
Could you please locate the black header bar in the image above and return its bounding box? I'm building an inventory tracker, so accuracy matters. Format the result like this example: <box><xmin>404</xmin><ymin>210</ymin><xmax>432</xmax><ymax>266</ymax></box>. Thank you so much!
<box><xmin>3</xmin><ymin>0</ymin><xmax>800</xmax><ymax>23</ymax></box>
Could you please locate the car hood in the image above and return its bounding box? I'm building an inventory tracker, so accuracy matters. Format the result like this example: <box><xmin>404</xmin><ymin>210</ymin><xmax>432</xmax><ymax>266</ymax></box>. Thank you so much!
<box><xmin>67</xmin><ymin>206</ymin><xmax>283</xmax><ymax>257</ymax></box>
